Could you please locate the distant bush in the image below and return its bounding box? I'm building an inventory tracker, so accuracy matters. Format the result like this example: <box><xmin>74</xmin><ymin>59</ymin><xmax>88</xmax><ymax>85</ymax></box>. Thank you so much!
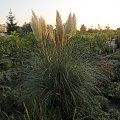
<box><xmin>115</xmin><ymin>36</ymin><xmax>120</xmax><ymax>49</ymax></box>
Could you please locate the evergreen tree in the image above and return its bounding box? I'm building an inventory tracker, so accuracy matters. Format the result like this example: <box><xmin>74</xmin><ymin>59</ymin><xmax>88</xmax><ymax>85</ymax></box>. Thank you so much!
<box><xmin>6</xmin><ymin>9</ymin><xmax>18</xmax><ymax>34</ymax></box>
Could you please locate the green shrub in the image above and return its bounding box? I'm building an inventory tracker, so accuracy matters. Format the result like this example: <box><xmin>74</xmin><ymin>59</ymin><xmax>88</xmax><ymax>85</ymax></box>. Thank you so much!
<box><xmin>0</xmin><ymin>85</ymin><xmax>22</xmax><ymax>119</ymax></box>
<box><xmin>107</xmin><ymin>82</ymin><xmax>120</xmax><ymax>99</ymax></box>
<box><xmin>115</xmin><ymin>36</ymin><xmax>120</xmax><ymax>49</ymax></box>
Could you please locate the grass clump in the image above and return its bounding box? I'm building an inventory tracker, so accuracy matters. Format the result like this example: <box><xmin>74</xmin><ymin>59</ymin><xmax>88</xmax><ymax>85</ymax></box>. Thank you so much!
<box><xmin>18</xmin><ymin>11</ymin><xmax>109</xmax><ymax>120</ymax></box>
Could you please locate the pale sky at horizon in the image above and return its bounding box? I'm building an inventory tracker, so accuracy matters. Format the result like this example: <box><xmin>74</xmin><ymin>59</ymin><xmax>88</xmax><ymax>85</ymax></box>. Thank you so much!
<box><xmin>0</xmin><ymin>0</ymin><xmax>120</xmax><ymax>29</ymax></box>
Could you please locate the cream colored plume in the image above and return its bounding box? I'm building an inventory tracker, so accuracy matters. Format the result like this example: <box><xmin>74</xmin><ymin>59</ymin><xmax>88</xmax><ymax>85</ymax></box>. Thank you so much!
<box><xmin>39</xmin><ymin>16</ymin><xmax>48</xmax><ymax>39</ymax></box>
<box><xmin>64</xmin><ymin>13</ymin><xmax>76</xmax><ymax>41</ymax></box>
<box><xmin>31</xmin><ymin>10</ymin><xmax>42</xmax><ymax>41</ymax></box>
<box><xmin>56</xmin><ymin>11</ymin><xmax>64</xmax><ymax>47</ymax></box>
<box><xmin>31</xmin><ymin>10</ymin><xmax>77</xmax><ymax>49</ymax></box>
<box><xmin>48</xmin><ymin>25</ymin><xmax>55</xmax><ymax>41</ymax></box>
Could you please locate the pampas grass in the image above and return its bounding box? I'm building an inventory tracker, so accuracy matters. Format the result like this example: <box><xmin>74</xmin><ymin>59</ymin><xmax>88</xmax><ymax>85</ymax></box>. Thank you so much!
<box><xmin>20</xmin><ymin>10</ymin><xmax>108</xmax><ymax>119</ymax></box>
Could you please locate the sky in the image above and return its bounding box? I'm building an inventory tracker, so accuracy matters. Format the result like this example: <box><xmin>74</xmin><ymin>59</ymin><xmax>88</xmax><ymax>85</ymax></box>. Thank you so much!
<box><xmin>0</xmin><ymin>0</ymin><xmax>120</xmax><ymax>29</ymax></box>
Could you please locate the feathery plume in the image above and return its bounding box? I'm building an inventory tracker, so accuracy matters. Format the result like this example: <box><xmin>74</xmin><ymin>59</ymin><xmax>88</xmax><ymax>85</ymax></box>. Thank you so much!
<box><xmin>64</xmin><ymin>13</ymin><xmax>77</xmax><ymax>41</ymax></box>
<box><xmin>39</xmin><ymin>17</ymin><xmax>48</xmax><ymax>39</ymax></box>
<box><xmin>56</xmin><ymin>11</ymin><xmax>64</xmax><ymax>47</ymax></box>
<box><xmin>31</xmin><ymin>10</ymin><xmax>42</xmax><ymax>41</ymax></box>
<box><xmin>48</xmin><ymin>25</ymin><xmax>55</xmax><ymax>41</ymax></box>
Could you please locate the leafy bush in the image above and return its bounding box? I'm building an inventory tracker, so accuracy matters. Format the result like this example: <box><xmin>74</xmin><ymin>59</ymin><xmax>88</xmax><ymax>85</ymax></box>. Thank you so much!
<box><xmin>1</xmin><ymin>10</ymin><xmax>119</xmax><ymax>120</ymax></box>
<box><xmin>107</xmin><ymin>82</ymin><xmax>120</xmax><ymax>99</ymax></box>
<box><xmin>115</xmin><ymin>36</ymin><xmax>120</xmax><ymax>49</ymax></box>
<box><xmin>0</xmin><ymin>85</ymin><xmax>22</xmax><ymax>119</ymax></box>
<box><xmin>0</xmin><ymin>31</ymin><xmax>39</xmax><ymax>119</ymax></box>
<box><xmin>109</xmin><ymin>49</ymin><xmax>120</xmax><ymax>60</ymax></box>
<box><xmin>67</xmin><ymin>33</ymin><xmax>99</xmax><ymax>62</ymax></box>
<box><xmin>0</xmin><ymin>31</ymin><xmax>39</xmax><ymax>83</ymax></box>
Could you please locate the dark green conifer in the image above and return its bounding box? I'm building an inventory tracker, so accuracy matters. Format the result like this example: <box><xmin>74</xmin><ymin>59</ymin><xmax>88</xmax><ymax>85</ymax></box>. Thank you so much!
<box><xmin>6</xmin><ymin>9</ymin><xmax>18</xmax><ymax>34</ymax></box>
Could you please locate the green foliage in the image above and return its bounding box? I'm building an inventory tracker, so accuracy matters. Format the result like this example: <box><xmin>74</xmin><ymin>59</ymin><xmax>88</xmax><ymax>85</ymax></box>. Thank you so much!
<box><xmin>107</xmin><ymin>82</ymin><xmax>120</xmax><ymax>99</ymax></box>
<box><xmin>67</xmin><ymin>33</ymin><xmax>99</xmax><ymax>61</ymax></box>
<box><xmin>115</xmin><ymin>36</ymin><xmax>120</xmax><ymax>49</ymax></box>
<box><xmin>21</xmin><ymin>23</ymin><xmax>32</xmax><ymax>33</ymax></box>
<box><xmin>1</xmin><ymin>10</ymin><xmax>120</xmax><ymax>120</ymax></box>
<box><xmin>0</xmin><ymin>85</ymin><xmax>22</xmax><ymax>120</ymax></box>
<box><xmin>105</xmin><ymin>50</ymin><xmax>120</xmax><ymax>81</ymax></box>
<box><xmin>18</xmin><ymin>11</ymin><xmax>111</xmax><ymax>119</ymax></box>
<box><xmin>0</xmin><ymin>30</ymin><xmax>119</xmax><ymax>120</ymax></box>
<box><xmin>94</xmin><ymin>33</ymin><xmax>109</xmax><ymax>54</ymax></box>
<box><xmin>20</xmin><ymin>41</ymin><xmax>110</xmax><ymax>119</ymax></box>
<box><xmin>23</xmin><ymin>100</ymin><xmax>48</xmax><ymax>120</ymax></box>
<box><xmin>0</xmin><ymin>31</ymin><xmax>38</xmax><ymax>82</ymax></box>
<box><xmin>109</xmin><ymin>49</ymin><xmax>120</xmax><ymax>60</ymax></box>
<box><xmin>0</xmin><ymin>31</ymin><xmax>39</xmax><ymax>120</ymax></box>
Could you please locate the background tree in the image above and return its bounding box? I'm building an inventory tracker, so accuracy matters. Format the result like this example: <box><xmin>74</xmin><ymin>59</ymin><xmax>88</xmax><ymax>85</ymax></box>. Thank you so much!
<box><xmin>6</xmin><ymin>9</ymin><xmax>18</xmax><ymax>34</ymax></box>
<box><xmin>17</xmin><ymin>22</ymin><xmax>32</xmax><ymax>36</ymax></box>
<box><xmin>21</xmin><ymin>22</ymin><xmax>32</xmax><ymax>33</ymax></box>
<box><xmin>105</xmin><ymin>25</ymin><xmax>113</xmax><ymax>39</ymax></box>
<box><xmin>98</xmin><ymin>24</ymin><xmax>103</xmax><ymax>34</ymax></box>
<box><xmin>80</xmin><ymin>24</ymin><xmax>87</xmax><ymax>32</ymax></box>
